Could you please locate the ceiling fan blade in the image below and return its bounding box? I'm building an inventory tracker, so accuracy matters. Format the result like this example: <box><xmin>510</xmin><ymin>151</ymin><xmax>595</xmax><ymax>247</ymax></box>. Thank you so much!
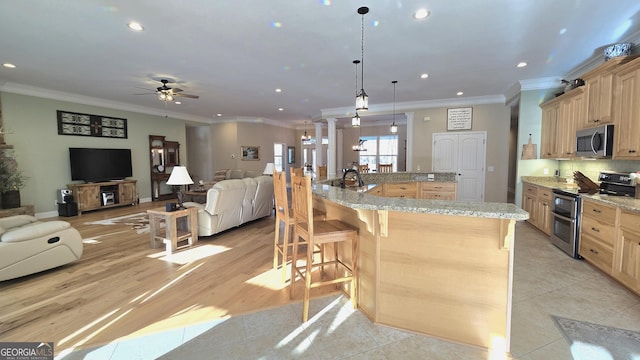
<box><xmin>133</xmin><ymin>92</ymin><xmax>156</xmax><ymax>95</ymax></box>
<box><xmin>175</xmin><ymin>93</ymin><xmax>199</xmax><ymax>99</ymax></box>
<box><xmin>172</xmin><ymin>87</ymin><xmax>184</xmax><ymax>93</ymax></box>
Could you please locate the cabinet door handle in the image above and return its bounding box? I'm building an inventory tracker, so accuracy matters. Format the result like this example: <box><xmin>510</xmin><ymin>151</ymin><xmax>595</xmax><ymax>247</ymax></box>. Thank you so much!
<box><xmin>591</xmin><ymin>227</ymin><xmax>600</xmax><ymax>232</ymax></box>
<box><xmin>592</xmin><ymin>209</ymin><xmax>602</xmax><ymax>213</ymax></box>
<box><xmin>590</xmin><ymin>248</ymin><xmax>599</xmax><ymax>255</ymax></box>
<box><xmin>630</xmin><ymin>150</ymin><xmax>637</xmax><ymax>153</ymax></box>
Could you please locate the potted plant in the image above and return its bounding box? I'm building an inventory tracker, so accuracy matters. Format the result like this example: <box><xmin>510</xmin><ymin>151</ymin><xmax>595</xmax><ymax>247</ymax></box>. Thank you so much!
<box><xmin>0</xmin><ymin>150</ymin><xmax>28</xmax><ymax>209</ymax></box>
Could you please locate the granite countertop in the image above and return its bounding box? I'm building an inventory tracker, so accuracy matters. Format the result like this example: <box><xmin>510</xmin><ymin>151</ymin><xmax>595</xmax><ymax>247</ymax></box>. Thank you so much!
<box><xmin>313</xmin><ymin>179</ymin><xmax>529</xmax><ymax>221</ymax></box>
<box><xmin>522</xmin><ymin>176</ymin><xmax>640</xmax><ymax>212</ymax></box>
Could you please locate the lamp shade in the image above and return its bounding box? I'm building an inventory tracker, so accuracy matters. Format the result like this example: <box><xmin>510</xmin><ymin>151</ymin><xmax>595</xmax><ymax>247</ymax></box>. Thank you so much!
<box><xmin>263</xmin><ymin>163</ymin><xmax>275</xmax><ymax>175</ymax></box>
<box><xmin>166</xmin><ymin>166</ymin><xmax>194</xmax><ymax>185</ymax></box>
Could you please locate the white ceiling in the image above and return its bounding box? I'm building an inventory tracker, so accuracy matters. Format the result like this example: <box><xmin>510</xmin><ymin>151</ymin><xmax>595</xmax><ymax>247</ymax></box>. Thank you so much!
<box><xmin>1</xmin><ymin>1</ymin><xmax>639</xmax><ymax>127</ymax></box>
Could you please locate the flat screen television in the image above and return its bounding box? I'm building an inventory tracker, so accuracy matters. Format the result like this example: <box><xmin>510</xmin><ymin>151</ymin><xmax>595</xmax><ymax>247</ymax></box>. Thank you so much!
<box><xmin>69</xmin><ymin>148</ymin><xmax>132</xmax><ymax>183</ymax></box>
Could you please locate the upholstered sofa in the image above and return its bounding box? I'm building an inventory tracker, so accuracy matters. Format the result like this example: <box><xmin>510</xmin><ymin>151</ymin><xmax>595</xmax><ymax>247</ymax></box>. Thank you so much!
<box><xmin>184</xmin><ymin>176</ymin><xmax>274</xmax><ymax>237</ymax></box>
<box><xmin>200</xmin><ymin>169</ymin><xmax>262</xmax><ymax>190</ymax></box>
<box><xmin>0</xmin><ymin>215</ymin><xmax>83</xmax><ymax>281</ymax></box>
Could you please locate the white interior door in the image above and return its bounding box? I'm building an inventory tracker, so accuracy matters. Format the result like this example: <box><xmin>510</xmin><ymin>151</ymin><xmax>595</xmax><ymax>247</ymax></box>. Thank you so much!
<box><xmin>433</xmin><ymin>132</ymin><xmax>486</xmax><ymax>201</ymax></box>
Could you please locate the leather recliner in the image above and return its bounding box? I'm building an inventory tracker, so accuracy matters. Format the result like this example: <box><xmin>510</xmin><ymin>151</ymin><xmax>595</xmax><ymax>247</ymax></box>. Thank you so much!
<box><xmin>0</xmin><ymin>215</ymin><xmax>83</xmax><ymax>281</ymax></box>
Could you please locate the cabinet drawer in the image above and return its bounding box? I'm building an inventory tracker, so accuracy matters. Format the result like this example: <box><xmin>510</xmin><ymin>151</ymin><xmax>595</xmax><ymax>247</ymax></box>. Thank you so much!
<box><xmin>582</xmin><ymin>200</ymin><xmax>617</xmax><ymax>224</ymax></box>
<box><xmin>579</xmin><ymin>234</ymin><xmax>613</xmax><ymax>273</ymax></box>
<box><xmin>538</xmin><ymin>188</ymin><xmax>552</xmax><ymax>202</ymax></box>
<box><xmin>366</xmin><ymin>185</ymin><xmax>384</xmax><ymax>196</ymax></box>
<box><xmin>385</xmin><ymin>182</ymin><xmax>417</xmax><ymax>198</ymax></box>
<box><xmin>580</xmin><ymin>215</ymin><xmax>616</xmax><ymax>246</ymax></box>
<box><xmin>523</xmin><ymin>184</ymin><xmax>538</xmax><ymax>197</ymax></box>
<box><xmin>420</xmin><ymin>182</ymin><xmax>456</xmax><ymax>192</ymax></box>
<box><xmin>620</xmin><ymin>210</ymin><xmax>640</xmax><ymax>232</ymax></box>
<box><xmin>421</xmin><ymin>191</ymin><xmax>456</xmax><ymax>200</ymax></box>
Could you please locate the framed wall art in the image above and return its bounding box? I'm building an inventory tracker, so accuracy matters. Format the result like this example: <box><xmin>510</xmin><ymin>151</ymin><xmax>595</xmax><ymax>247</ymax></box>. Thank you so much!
<box><xmin>241</xmin><ymin>145</ymin><xmax>260</xmax><ymax>161</ymax></box>
<box><xmin>447</xmin><ymin>107</ymin><xmax>473</xmax><ymax>131</ymax></box>
<box><xmin>57</xmin><ymin>110</ymin><xmax>128</xmax><ymax>139</ymax></box>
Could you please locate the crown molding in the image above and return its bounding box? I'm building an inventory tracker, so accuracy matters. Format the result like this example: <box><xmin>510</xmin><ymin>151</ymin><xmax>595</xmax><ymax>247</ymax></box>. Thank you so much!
<box><xmin>211</xmin><ymin>116</ymin><xmax>296</xmax><ymax>129</ymax></box>
<box><xmin>320</xmin><ymin>94</ymin><xmax>505</xmax><ymax>119</ymax></box>
<box><xmin>0</xmin><ymin>82</ymin><xmax>213</xmax><ymax>124</ymax></box>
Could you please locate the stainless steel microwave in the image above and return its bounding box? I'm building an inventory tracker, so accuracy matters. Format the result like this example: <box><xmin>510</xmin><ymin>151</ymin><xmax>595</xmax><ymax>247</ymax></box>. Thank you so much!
<box><xmin>575</xmin><ymin>124</ymin><xmax>614</xmax><ymax>158</ymax></box>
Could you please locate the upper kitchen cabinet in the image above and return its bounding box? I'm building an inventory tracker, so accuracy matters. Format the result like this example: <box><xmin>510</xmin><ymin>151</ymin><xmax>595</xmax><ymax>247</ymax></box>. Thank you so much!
<box><xmin>580</xmin><ymin>57</ymin><xmax>636</xmax><ymax>129</ymax></box>
<box><xmin>539</xmin><ymin>88</ymin><xmax>583</xmax><ymax>159</ymax></box>
<box><xmin>613</xmin><ymin>57</ymin><xmax>640</xmax><ymax>159</ymax></box>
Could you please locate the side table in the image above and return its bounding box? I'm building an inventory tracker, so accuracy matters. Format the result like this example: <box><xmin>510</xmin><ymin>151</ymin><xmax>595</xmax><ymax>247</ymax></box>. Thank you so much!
<box><xmin>147</xmin><ymin>206</ymin><xmax>198</xmax><ymax>255</ymax></box>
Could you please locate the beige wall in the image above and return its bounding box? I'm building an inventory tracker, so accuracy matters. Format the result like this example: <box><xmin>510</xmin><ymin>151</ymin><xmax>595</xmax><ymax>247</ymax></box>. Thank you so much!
<box><xmin>187</xmin><ymin>121</ymin><xmax>297</xmax><ymax>182</ymax></box>
<box><xmin>0</xmin><ymin>92</ymin><xmax>187</xmax><ymax>215</ymax></box>
<box><xmin>410</xmin><ymin>103</ymin><xmax>510</xmax><ymax>202</ymax></box>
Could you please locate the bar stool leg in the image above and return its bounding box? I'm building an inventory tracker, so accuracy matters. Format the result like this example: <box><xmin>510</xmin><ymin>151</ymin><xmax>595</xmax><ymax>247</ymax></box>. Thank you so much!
<box><xmin>281</xmin><ymin>222</ymin><xmax>291</xmax><ymax>282</ymax></box>
<box><xmin>273</xmin><ymin>219</ymin><xmax>281</xmax><ymax>271</ymax></box>
<box><xmin>302</xmin><ymin>236</ymin><xmax>313</xmax><ymax>322</ymax></box>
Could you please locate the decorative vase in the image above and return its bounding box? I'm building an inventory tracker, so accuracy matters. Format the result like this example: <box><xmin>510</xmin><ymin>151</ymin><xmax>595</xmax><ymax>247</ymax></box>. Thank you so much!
<box><xmin>1</xmin><ymin>190</ymin><xmax>21</xmax><ymax>209</ymax></box>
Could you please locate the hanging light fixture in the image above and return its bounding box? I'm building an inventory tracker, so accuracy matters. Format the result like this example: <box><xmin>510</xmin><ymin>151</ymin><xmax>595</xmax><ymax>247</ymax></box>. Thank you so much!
<box><xmin>301</xmin><ymin>121</ymin><xmax>312</xmax><ymax>143</ymax></box>
<box><xmin>390</xmin><ymin>80</ymin><xmax>398</xmax><ymax>134</ymax></box>
<box><xmin>352</xmin><ymin>60</ymin><xmax>361</xmax><ymax>127</ymax></box>
<box><xmin>352</xmin><ymin>121</ymin><xmax>367</xmax><ymax>152</ymax></box>
<box><xmin>355</xmin><ymin>6</ymin><xmax>369</xmax><ymax>112</ymax></box>
<box><xmin>157</xmin><ymin>90</ymin><xmax>174</xmax><ymax>102</ymax></box>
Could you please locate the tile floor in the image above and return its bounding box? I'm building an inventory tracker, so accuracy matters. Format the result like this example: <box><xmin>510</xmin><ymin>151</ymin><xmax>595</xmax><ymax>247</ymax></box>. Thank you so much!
<box><xmin>58</xmin><ymin>222</ymin><xmax>640</xmax><ymax>359</ymax></box>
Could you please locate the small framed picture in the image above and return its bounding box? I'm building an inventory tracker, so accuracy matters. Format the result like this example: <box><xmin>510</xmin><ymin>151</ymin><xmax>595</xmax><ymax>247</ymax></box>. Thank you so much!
<box><xmin>241</xmin><ymin>146</ymin><xmax>260</xmax><ymax>161</ymax></box>
<box><xmin>447</xmin><ymin>107</ymin><xmax>473</xmax><ymax>131</ymax></box>
<box><xmin>287</xmin><ymin>146</ymin><xmax>295</xmax><ymax>164</ymax></box>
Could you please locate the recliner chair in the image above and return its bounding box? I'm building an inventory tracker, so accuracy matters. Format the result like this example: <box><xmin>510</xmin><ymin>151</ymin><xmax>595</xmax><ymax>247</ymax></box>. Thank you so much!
<box><xmin>0</xmin><ymin>215</ymin><xmax>83</xmax><ymax>281</ymax></box>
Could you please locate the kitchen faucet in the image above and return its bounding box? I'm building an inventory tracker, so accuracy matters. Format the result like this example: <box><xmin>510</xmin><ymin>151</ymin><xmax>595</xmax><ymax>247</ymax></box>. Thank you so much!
<box><xmin>342</xmin><ymin>168</ymin><xmax>365</xmax><ymax>188</ymax></box>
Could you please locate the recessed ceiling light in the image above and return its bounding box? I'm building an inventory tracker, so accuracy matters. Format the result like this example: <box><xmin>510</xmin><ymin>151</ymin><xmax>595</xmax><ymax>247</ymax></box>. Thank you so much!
<box><xmin>517</xmin><ymin>62</ymin><xmax>528</xmax><ymax>68</ymax></box>
<box><xmin>216</xmin><ymin>114</ymin><xmax>222</xmax><ymax>117</ymax></box>
<box><xmin>420</xmin><ymin>73</ymin><xmax>429</xmax><ymax>79</ymax></box>
<box><xmin>414</xmin><ymin>8</ymin><xmax>430</xmax><ymax>20</ymax></box>
<box><xmin>457</xmin><ymin>91</ymin><xmax>464</xmax><ymax>96</ymax></box>
<box><xmin>3</xmin><ymin>63</ymin><xmax>16</xmax><ymax>68</ymax></box>
<box><xmin>174</xmin><ymin>101</ymin><xmax>181</xmax><ymax>105</ymax></box>
<box><xmin>278</xmin><ymin>108</ymin><xmax>284</xmax><ymax>111</ymax></box>
<box><xmin>559</xmin><ymin>28</ymin><xmax>567</xmax><ymax>35</ymax></box>
<box><xmin>275</xmin><ymin>88</ymin><xmax>282</xmax><ymax>93</ymax></box>
<box><xmin>127</xmin><ymin>22</ymin><xmax>144</xmax><ymax>31</ymax></box>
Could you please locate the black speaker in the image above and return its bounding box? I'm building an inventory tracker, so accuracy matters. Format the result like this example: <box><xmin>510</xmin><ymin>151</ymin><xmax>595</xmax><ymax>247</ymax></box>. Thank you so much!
<box><xmin>58</xmin><ymin>189</ymin><xmax>74</xmax><ymax>204</ymax></box>
<box><xmin>58</xmin><ymin>202</ymin><xmax>78</xmax><ymax>217</ymax></box>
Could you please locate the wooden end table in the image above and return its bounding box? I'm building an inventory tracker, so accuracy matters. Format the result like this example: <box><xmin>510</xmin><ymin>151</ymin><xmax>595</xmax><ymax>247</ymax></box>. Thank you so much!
<box><xmin>147</xmin><ymin>206</ymin><xmax>198</xmax><ymax>255</ymax></box>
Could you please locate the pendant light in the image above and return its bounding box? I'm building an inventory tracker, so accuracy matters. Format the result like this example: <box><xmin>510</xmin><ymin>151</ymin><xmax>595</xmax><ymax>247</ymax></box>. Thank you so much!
<box><xmin>352</xmin><ymin>60</ymin><xmax>361</xmax><ymax>127</ymax></box>
<box><xmin>355</xmin><ymin>6</ymin><xmax>369</xmax><ymax>112</ymax></box>
<box><xmin>390</xmin><ymin>80</ymin><xmax>398</xmax><ymax>134</ymax></box>
<box><xmin>352</xmin><ymin>123</ymin><xmax>367</xmax><ymax>152</ymax></box>
<box><xmin>301</xmin><ymin>121</ymin><xmax>311</xmax><ymax>143</ymax></box>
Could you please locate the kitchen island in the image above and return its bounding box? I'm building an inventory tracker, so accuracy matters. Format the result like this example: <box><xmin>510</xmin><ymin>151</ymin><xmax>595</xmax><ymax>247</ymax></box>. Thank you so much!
<box><xmin>313</xmin><ymin>173</ymin><xmax>528</xmax><ymax>353</ymax></box>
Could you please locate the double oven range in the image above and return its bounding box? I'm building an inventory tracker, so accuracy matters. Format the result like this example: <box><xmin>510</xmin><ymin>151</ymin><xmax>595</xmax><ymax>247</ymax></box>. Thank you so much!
<box><xmin>550</xmin><ymin>171</ymin><xmax>636</xmax><ymax>258</ymax></box>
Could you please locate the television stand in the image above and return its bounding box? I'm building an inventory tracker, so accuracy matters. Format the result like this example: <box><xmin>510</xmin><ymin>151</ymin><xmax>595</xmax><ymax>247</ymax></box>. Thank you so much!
<box><xmin>67</xmin><ymin>180</ymin><xmax>137</xmax><ymax>215</ymax></box>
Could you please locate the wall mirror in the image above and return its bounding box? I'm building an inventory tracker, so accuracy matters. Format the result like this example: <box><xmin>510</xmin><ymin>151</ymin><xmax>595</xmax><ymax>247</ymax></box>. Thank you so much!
<box><xmin>149</xmin><ymin>135</ymin><xmax>181</xmax><ymax>201</ymax></box>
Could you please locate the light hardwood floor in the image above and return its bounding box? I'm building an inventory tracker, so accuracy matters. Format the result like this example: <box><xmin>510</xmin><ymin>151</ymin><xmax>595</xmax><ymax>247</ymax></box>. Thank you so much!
<box><xmin>0</xmin><ymin>202</ymin><xmax>336</xmax><ymax>355</ymax></box>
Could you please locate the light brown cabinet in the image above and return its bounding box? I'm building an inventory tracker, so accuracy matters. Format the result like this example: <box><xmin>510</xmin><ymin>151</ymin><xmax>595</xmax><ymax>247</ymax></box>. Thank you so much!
<box><xmin>68</xmin><ymin>180</ymin><xmax>137</xmax><ymax>214</ymax></box>
<box><xmin>365</xmin><ymin>182</ymin><xmax>456</xmax><ymax>200</ymax></box>
<box><xmin>613</xmin><ymin>57</ymin><xmax>640</xmax><ymax>159</ymax></box>
<box><xmin>540</xmin><ymin>102</ymin><xmax>559</xmax><ymax>158</ymax></box>
<box><xmin>579</xmin><ymin>199</ymin><xmax>618</xmax><ymax>274</ymax></box>
<box><xmin>419</xmin><ymin>182</ymin><xmax>456</xmax><ymax>200</ymax></box>
<box><xmin>522</xmin><ymin>182</ymin><xmax>551</xmax><ymax>235</ymax></box>
<box><xmin>581</xmin><ymin>59</ymin><xmax>622</xmax><ymax>128</ymax></box>
<box><xmin>613</xmin><ymin>210</ymin><xmax>640</xmax><ymax>292</ymax></box>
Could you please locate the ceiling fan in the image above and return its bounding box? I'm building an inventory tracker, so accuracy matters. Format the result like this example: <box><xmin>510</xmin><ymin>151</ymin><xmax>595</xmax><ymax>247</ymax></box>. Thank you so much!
<box><xmin>138</xmin><ymin>79</ymin><xmax>199</xmax><ymax>102</ymax></box>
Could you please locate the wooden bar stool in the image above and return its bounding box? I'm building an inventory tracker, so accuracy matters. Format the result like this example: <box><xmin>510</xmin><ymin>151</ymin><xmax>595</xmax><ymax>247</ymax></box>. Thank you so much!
<box><xmin>357</xmin><ymin>164</ymin><xmax>369</xmax><ymax>173</ymax></box>
<box><xmin>289</xmin><ymin>171</ymin><xmax>358</xmax><ymax>322</ymax></box>
<box><xmin>378</xmin><ymin>163</ymin><xmax>392</xmax><ymax>173</ymax></box>
<box><xmin>272</xmin><ymin>170</ymin><xmax>324</xmax><ymax>282</ymax></box>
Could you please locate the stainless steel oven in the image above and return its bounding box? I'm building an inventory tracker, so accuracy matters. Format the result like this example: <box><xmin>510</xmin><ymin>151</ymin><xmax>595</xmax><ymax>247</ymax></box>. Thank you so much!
<box><xmin>551</xmin><ymin>189</ymin><xmax>581</xmax><ymax>258</ymax></box>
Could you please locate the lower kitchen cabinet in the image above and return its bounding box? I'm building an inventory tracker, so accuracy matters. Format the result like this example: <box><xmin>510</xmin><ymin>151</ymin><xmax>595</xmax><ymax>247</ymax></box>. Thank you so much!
<box><xmin>613</xmin><ymin>210</ymin><xmax>640</xmax><ymax>292</ymax></box>
<box><xmin>579</xmin><ymin>199</ymin><xmax>618</xmax><ymax>274</ymax></box>
<box><xmin>522</xmin><ymin>182</ymin><xmax>551</xmax><ymax>235</ymax></box>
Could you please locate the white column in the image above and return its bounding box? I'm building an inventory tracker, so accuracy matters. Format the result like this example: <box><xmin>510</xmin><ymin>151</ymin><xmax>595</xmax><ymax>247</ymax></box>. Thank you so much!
<box><xmin>326</xmin><ymin>118</ymin><xmax>337</xmax><ymax>179</ymax></box>
<box><xmin>314</xmin><ymin>122</ymin><xmax>323</xmax><ymax>172</ymax></box>
<box><xmin>405</xmin><ymin>112</ymin><xmax>414</xmax><ymax>171</ymax></box>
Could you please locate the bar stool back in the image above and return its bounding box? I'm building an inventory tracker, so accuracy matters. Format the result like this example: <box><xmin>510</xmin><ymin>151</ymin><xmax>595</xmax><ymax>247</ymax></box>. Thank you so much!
<box><xmin>378</xmin><ymin>163</ymin><xmax>392</xmax><ymax>173</ymax></box>
<box><xmin>289</xmin><ymin>171</ymin><xmax>358</xmax><ymax>322</ymax></box>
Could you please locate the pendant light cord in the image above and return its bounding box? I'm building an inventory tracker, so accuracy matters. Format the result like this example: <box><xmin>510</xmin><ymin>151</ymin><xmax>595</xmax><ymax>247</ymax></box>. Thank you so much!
<box><xmin>360</xmin><ymin>12</ymin><xmax>365</xmax><ymax>92</ymax></box>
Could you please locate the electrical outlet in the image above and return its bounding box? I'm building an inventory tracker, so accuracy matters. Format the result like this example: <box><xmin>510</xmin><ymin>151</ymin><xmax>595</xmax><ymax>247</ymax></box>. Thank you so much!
<box><xmin>543</xmin><ymin>168</ymin><xmax>549</xmax><ymax>175</ymax></box>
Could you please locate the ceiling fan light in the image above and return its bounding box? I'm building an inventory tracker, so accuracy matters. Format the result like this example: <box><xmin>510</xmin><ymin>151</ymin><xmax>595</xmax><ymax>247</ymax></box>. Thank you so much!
<box><xmin>166</xmin><ymin>94</ymin><xmax>174</xmax><ymax>101</ymax></box>
<box><xmin>157</xmin><ymin>92</ymin><xmax>166</xmax><ymax>101</ymax></box>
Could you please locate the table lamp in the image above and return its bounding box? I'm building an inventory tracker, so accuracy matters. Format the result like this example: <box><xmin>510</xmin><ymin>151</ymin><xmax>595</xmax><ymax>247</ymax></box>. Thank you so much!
<box><xmin>263</xmin><ymin>163</ymin><xmax>275</xmax><ymax>176</ymax></box>
<box><xmin>166</xmin><ymin>166</ymin><xmax>194</xmax><ymax>209</ymax></box>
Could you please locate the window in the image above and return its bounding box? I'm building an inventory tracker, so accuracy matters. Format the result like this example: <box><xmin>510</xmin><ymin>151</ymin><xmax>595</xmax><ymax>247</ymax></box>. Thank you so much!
<box><xmin>273</xmin><ymin>143</ymin><xmax>285</xmax><ymax>172</ymax></box>
<box><xmin>359</xmin><ymin>135</ymin><xmax>398</xmax><ymax>172</ymax></box>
